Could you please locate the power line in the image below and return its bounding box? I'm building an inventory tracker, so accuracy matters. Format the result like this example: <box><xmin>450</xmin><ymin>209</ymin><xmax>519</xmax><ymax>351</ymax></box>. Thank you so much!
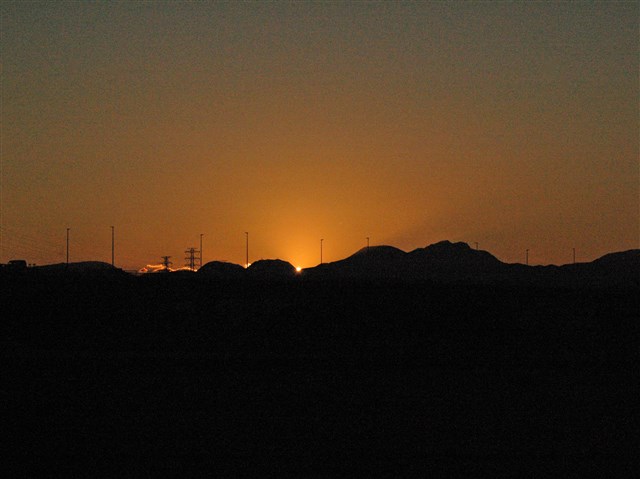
<box><xmin>0</xmin><ymin>225</ymin><xmax>143</xmax><ymax>266</ymax></box>
<box><xmin>0</xmin><ymin>225</ymin><xmax>65</xmax><ymax>252</ymax></box>
<box><xmin>0</xmin><ymin>225</ymin><xmax>160</xmax><ymax>269</ymax></box>
<box><xmin>0</xmin><ymin>231</ymin><xmax>63</xmax><ymax>256</ymax></box>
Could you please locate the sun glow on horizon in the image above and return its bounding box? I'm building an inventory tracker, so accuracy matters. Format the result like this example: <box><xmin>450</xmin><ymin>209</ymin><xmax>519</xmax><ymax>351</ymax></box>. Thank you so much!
<box><xmin>3</xmin><ymin>3</ymin><xmax>636</xmax><ymax>270</ymax></box>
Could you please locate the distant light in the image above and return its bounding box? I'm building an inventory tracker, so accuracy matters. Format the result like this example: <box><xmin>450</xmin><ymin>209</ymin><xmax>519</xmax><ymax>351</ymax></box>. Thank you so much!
<box><xmin>296</xmin><ymin>266</ymin><xmax>302</xmax><ymax>273</ymax></box>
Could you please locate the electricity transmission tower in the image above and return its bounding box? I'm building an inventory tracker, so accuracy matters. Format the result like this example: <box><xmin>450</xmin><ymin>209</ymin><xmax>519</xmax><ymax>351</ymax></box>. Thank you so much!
<box><xmin>161</xmin><ymin>256</ymin><xmax>172</xmax><ymax>271</ymax></box>
<box><xmin>185</xmin><ymin>247</ymin><xmax>199</xmax><ymax>270</ymax></box>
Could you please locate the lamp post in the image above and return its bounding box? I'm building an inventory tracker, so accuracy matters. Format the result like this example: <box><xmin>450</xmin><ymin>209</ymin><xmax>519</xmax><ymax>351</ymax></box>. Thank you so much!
<box><xmin>245</xmin><ymin>232</ymin><xmax>249</xmax><ymax>268</ymax></box>
<box><xmin>111</xmin><ymin>226</ymin><xmax>114</xmax><ymax>266</ymax></box>
<box><xmin>200</xmin><ymin>233</ymin><xmax>204</xmax><ymax>269</ymax></box>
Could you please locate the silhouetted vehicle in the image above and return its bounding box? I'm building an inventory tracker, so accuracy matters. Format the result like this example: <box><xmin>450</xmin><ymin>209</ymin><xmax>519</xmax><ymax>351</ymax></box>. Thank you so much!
<box><xmin>6</xmin><ymin>259</ymin><xmax>27</xmax><ymax>271</ymax></box>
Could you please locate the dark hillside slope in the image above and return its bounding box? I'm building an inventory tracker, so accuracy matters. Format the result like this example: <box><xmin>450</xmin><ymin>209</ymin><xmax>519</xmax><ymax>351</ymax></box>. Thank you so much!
<box><xmin>247</xmin><ymin>259</ymin><xmax>297</xmax><ymax>278</ymax></box>
<box><xmin>198</xmin><ymin>260</ymin><xmax>245</xmax><ymax>278</ymax></box>
<box><xmin>583</xmin><ymin>249</ymin><xmax>640</xmax><ymax>286</ymax></box>
<box><xmin>306</xmin><ymin>245</ymin><xmax>406</xmax><ymax>279</ymax></box>
<box><xmin>303</xmin><ymin>241</ymin><xmax>639</xmax><ymax>287</ymax></box>
<box><xmin>405</xmin><ymin>240</ymin><xmax>504</xmax><ymax>281</ymax></box>
<box><xmin>30</xmin><ymin>261</ymin><xmax>128</xmax><ymax>278</ymax></box>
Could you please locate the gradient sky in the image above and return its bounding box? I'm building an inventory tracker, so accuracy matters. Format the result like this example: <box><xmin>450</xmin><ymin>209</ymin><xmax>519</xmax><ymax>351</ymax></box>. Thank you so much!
<box><xmin>2</xmin><ymin>1</ymin><xmax>638</xmax><ymax>270</ymax></box>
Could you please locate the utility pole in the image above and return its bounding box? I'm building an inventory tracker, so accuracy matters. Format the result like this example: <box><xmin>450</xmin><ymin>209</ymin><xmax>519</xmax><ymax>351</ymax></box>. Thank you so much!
<box><xmin>161</xmin><ymin>256</ymin><xmax>172</xmax><ymax>271</ymax></box>
<box><xmin>245</xmin><ymin>232</ymin><xmax>249</xmax><ymax>268</ymax></box>
<box><xmin>66</xmin><ymin>228</ymin><xmax>70</xmax><ymax>265</ymax></box>
<box><xmin>111</xmin><ymin>226</ymin><xmax>115</xmax><ymax>267</ymax></box>
<box><xmin>320</xmin><ymin>238</ymin><xmax>324</xmax><ymax>264</ymax></box>
<box><xmin>366</xmin><ymin>236</ymin><xmax>370</xmax><ymax>253</ymax></box>
<box><xmin>200</xmin><ymin>233</ymin><xmax>204</xmax><ymax>269</ymax></box>
<box><xmin>185</xmin><ymin>247</ymin><xmax>198</xmax><ymax>270</ymax></box>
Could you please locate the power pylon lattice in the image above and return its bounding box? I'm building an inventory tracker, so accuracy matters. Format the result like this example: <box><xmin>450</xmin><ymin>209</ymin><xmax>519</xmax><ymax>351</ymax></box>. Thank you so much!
<box><xmin>185</xmin><ymin>247</ymin><xmax>200</xmax><ymax>271</ymax></box>
<box><xmin>161</xmin><ymin>256</ymin><xmax>172</xmax><ymax>270</ymax></box>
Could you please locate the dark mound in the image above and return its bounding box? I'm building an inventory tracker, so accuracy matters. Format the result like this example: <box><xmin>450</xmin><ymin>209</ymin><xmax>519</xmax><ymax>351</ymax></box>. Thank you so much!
<box><xmin>305</xmin><ymin>241</ymin><xmax>505</xmax><ymax>282</ymax></box>
<box><xmin>171</xmin><ymin>269</ymin><xmax>196</xmax><ymax>276</ymax></box>
<box><xmin>574</xmin><ymin>249</ymin><xmax>640</xmax><ymax>287</ymax></box>
<box><xmin>305</xmin><ymin>245</ymin><xmax>407</xmax><ymax>279</ymax></box>
<box><xmin>350</xmin><ymin>245</ymin><xmax>406</xmax><ymax>260</ymax></box>
<box><xmin>405</xmin><ymin>240</ymin><xmax>504</xmax><ymax>281</ymax></box>
<box><xmin>592</xmin><ymin>249</ymin><xmax>640</xmax><ymax>268</ymax></box>
<box><xmin>247</xmin><ymin>259</ymin><xmax>297</xmax><ymax>278</ymax></box>
<box><xmin>408</xmin><ymin>240</ymin><xmax>501</xmax><ymax>266</ymax></box>
<box><xmin>198</xmin><ymin>261</ymin><xmax>246</xmax><ymax>278</ymax></box>
<box><xmin>30</xmin><ymin>261</ymin><xmax>126</xmax><ymax>277</ymax></box>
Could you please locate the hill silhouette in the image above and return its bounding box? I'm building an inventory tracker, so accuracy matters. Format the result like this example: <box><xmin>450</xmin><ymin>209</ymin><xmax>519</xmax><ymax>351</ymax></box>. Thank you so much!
<box><xmin>405</xmin><ymin>240</ymin><xmax>504</xmax><ymax>281</ymax></box>
<box><xmin>303</xmin><ymin>240</ymin><xmax>639</xmax><ymax>287</ymax></box>
<box><xmin>2</xmin><ymin>241</ymin><xmax>637</xmax><ymax>287</ymax></box>
<box><xmin>304</xmin><ymin>241</ymin><xmax>503</xmax><ymax>280</ymax></box>
<box><xmin>29</xmin><ymin>261</ymin><xmax>127</xmax><ymax>277</ymax></box>
<box><xmin>247</xmin><ymin>259</ymin><xmax>297</xmax><ymax>278</ymax></box>
<box><xmin>198</xmin><ymin>260</ymin><xmax>245</xmax><ymax>278</ymax></box>
<box><xmin>308</xmin><ymin>245</ymin><xmax>407</xmax><ymax>279</ymax></box>
<box><xmin>591</xmin><ymin>249</ymin><xmax>640</xmax><ymax>268</ymax></box>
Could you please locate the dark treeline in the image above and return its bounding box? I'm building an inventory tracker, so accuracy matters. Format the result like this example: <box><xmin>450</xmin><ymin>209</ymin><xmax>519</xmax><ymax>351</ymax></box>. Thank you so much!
<box><xmin>4</xmin><ymin>272</ymin><xmax>638</xmax><ymax>475</ymax></box>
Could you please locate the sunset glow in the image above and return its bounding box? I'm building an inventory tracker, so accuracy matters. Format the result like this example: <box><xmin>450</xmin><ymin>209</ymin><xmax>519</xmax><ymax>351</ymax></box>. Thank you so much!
<box><xmin>2</xmin><ymin>2</ymin><xmax>637</xmax><ymax>270</ymax></box>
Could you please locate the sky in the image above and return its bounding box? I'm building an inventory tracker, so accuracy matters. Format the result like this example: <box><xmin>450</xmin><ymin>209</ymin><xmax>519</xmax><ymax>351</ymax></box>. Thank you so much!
<box><xmin>2</xmin><ymin>1</ymin><xmax>638</xmax><ymax>270</ymax></box>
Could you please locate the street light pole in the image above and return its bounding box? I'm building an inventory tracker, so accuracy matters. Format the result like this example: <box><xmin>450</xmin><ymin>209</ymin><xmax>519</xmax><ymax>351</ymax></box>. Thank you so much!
<box><xmin>245</xmin><ymin>232</ymin><xmax>249</xmax><ymax>268</ymax></box>
<box><xmin>111</xmin><ymin>226</ymin><xmax>114</xmax><ymax>267</ymax></box>
<box><xmin>200</xmin><ymin>233</ymin><xmax>204</xmax><ymax>269</ymax></box>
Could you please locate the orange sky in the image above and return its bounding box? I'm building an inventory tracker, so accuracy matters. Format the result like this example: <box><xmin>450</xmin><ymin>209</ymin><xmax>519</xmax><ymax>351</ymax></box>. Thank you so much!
<box><xmin>2</xmin><ymin>1</ymin><xmax>638</xmax><ymax>269</ymax></box>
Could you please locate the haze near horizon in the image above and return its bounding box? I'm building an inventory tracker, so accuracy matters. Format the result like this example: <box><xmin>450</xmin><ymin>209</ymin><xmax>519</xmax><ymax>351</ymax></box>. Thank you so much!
<box><xmin>2</xmin><ymin>1</ymin><xmax>638</xmax><ymax>270</ymax></box>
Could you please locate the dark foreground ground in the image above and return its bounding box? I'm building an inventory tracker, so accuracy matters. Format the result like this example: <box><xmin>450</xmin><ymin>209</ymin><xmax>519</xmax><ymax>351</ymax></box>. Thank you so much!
<box><xmin>3</xmin><ymin>273</ymin><xmax>638</xmax><ymax>476</ymax></box>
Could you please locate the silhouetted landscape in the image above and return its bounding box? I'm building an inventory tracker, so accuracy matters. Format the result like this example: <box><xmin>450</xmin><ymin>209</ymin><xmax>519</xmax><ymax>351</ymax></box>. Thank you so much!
<box><xmin>3</xmin><ymin>241</ymin><xmax>638</xmax><ymax>475</ymax></box>
<box><xmin>5</xmin><ymin>0</ymin><xmax>638</xmax><ymax>474</ymax></box>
